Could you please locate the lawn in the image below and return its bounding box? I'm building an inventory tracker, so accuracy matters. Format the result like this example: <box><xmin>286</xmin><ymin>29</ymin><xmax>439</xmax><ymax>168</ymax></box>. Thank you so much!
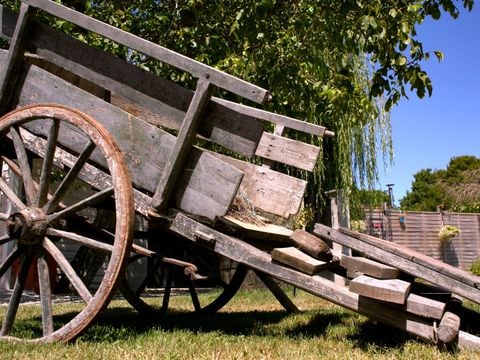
<box><xmin>0</xmin><ymin>287</ymin><xmax>478</xmax><ymax>359</ymax></box>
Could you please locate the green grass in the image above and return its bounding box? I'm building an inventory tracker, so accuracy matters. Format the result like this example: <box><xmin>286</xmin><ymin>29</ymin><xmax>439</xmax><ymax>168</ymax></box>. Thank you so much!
<box><xmin>0</xmin><ymin>288</ymin><xmax>479</xmax><ymax>359</ymax></box>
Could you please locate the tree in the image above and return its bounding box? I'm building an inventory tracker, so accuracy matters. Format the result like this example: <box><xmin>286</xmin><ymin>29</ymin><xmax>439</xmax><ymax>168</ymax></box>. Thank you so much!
<box><xmin>400</xmin><ymin>156</ymin><xmax>480</xmax><ymax>212</ymax></box>
<box><xmin>1</xmin><ymin>0</ymin><xmax>475</xmax><ymax>221</ymax></box>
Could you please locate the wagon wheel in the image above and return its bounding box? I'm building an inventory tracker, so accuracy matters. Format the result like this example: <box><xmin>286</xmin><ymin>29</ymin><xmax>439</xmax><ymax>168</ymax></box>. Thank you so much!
<box><xmin>0</xmin><ymin>104</ymin><xmax>134</xmax><ymax>342</ymax></box>
<box><xmin>119</xmin><ymin>232</ymin><xmax>248</xmax><ymax>315</ymax></box>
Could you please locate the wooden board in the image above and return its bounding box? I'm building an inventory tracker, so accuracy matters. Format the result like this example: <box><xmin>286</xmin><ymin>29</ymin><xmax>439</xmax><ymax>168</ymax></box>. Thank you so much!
<box><xmin>404</xmin><ymin>293</ymin><xmax>446</xmax><ymax>320</ymax></box>
<box><xmin>1</xmin><ymin>52</ymin><xmax>243</xmax><ymax>221</ymax></box>
<box><xmin>271</xmin><ymin>247</ymin><xmax>338</xmax><ymax>275</ymax></box>
<box><xmin>213</xmin><ymin>153</ymin><xmax>307</xmax><ymax>218</ymax></box>
<box><xmin>340</xmin><ymin>256</ymin><xmax>400</xmax><ymax>279</ymax></box>
<box><xmin>349</xmin><ymin>275</ymin><xmax>411</xmax><ymax>304</ymax></box>
<box><xmin>313</xmin><ymin>223</ymin><xmax>480</xmax><ymax>304</ymax></box>
<box><xmin>221</xmin><ymin>216</ymin><xmax>292</xmax><ymax>242</ymax></box>
<box><xmin>255</xmin><ymin>132</ymin><xmax>320</xmax><ymax>172</ymax></box>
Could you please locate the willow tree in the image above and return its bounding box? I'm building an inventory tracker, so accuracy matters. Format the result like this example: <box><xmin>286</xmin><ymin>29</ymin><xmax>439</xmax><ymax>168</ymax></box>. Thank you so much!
<box><xmin>2</xmin><ymin>0</ymin><xmax>474</xmax><ymax>222</ymax></box>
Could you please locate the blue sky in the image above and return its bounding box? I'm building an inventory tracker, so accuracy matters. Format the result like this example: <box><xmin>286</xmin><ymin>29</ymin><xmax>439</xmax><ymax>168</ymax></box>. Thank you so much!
<box><xmin>378</xmin><ymin>5</ymin><xmax>480</xmax><ymax>206</ymax></box>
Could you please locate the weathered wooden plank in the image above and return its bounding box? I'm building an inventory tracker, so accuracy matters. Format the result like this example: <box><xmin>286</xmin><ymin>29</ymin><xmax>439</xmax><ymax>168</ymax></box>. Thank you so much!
<box><xmin>313</xmin><ymin>223</ymin><xmax>480</xmax><ymax>304</ymax></box>
<box><xmin>30</xmin><ymin>24</ymin><xmax>264</xmax><ymax>157</ymax></box>
<box><xmin>221</xmin><ymin>216</ymin><xmax>292</xmax><ymax>242</ymax></box>
<box><xmin>289</xmin><ymin>229</ymin><xmax>333</xmax><ymax>261</ymax></box>
<box><xmin>168</xmin><ymin>212</ymin><xmax>438</xmax><ymax>343</ymax></box>
<box><xmin>2</xmin><ymin>52</ymin><xmax>243</xmax><ymax>221</ymax></box>
<box><xmin>404</xmin><ymin>293</ymin><xmax>446</xmax><ymax>320</ymax></box>
<box><xmin>339</xmin><ymin>227</ymin><xmax>480</xmax><ymax>289</ymax></box>
<box><xmin>24</xmin><ymin>0</ymin><xmax>270</xmax><ymax>104</ymax></box>
<box><xmin>437</xmin><ymin>311</ymin><xmax>460</xmax><ymax>344</ymax></box>
<box><xmin>151</xmin><ymin>78</ymin><xmax>214</xmax><ymax>211</ymax></box>
<box><xmin>271</xmin><ymin>247</ymin><xmax>338</xmax><ymax>275</ymax></box>
<box><xmin>340</xmin><ymin>256</ymin><xmax>400</xmax><ymax>279</ymax></box>
<box><xmin>458</xmin><ymin>330</ymin><xmax>480</xmax><ymax>350</ymax></box>
<box><xmin>349</xmin><ymin>275</ymin><xmax>411</xmax><ymax>304</ymax></box>
<box><xmin>0</xmin><ymin>3</ymin><xmax>35</xmax><ymax>113</ymax></box>
<box><xmin>213</xmin><ymin>152</ymin><xmax>307</xmax><ymax>218</ymax></box>
<box><xmin>214</xmin><ymin>98</ymin><xmax>332</xmax><ymax>137</ymax></box>
<box><xmin>256</xmin><ymin>132</ymin><xmax>320</xmax><ymax>172</ymax></box>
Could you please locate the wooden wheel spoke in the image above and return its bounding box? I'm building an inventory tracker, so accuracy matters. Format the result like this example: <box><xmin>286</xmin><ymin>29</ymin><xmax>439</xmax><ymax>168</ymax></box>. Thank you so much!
<box><xmin>0</xmin><ymin>176</ymin><xmax>26</xmax><ymax>210</ymax></box>
<box><xmin>46</xmin><ymin>228</ymin><xmax>114</xmax><ymax>253</ymax></box>
<box><xmin>47</xmin><ymin>187</ymin><xmax>114</xmax><ymax>223</ymax></box>
<box><xmin>43</xmin><ymin>140</ymin><xmax>96</xmax><ymax>214</ymax></box>
<box><xmin>161</xmin><ymin>265</ymin><xmax>173</xmax><ymax>313</ymax></box>
<box><xmin>43</xmin><ymin>237</ymin><xmax>93</xmax><ymax>304</ymax></box>
<box><xmin>188</xmin><ymin>280</ymin><xmax>201</xmax><ymax>311</ymax></box>
<box><xmin>0</xmin><ymin>247</ymin><xmax>21</xmax><ymax>278</ymax></box>
<box><xmin>1</xmin><ymin>251</ymin><xmax>33</xmax><ymax>336</ymax></box>
<box><xmin>0</xmin><ymin>234</ymin><xmax>14</xmax><ymax>246</ymax></box>
<box><xmin>35</xmin><ymin>119</ymin><xmax>60</xmax><ymax>208</ymax></box>
<box><xmin>37</xmin><ymin>256</ymin><xmax>54</xmax><ymax>336</ymax></box>
<box><xmin>10</xmin><ymin>127</ymin><xmax>35</xmax><ymax>206</ymax></box>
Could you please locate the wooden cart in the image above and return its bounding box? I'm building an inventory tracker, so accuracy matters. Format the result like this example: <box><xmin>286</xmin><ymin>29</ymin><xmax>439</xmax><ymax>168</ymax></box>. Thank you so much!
<box><xmin>1</xmin><ymin>1</ymin><xmax>480</xmax><ymax>348</ymax></box>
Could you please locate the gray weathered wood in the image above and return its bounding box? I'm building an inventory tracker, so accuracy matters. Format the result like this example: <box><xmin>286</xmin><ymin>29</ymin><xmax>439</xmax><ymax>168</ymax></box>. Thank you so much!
<box><xmin>404</xmin><ymin>293</ymin><xmax>446</xmax><ymax>320</ymax></box>
<box><xmin>256</xmin><ymin>132</ymin><xmax>320</xmax><ymax>172</ymax></box>
<box><xmin>271</xmin><ymin>247</ymin><xmax>338</xmax><ymax>275</ymax></box>
<box><xmin>24</xmin><ymin>0</ymin><xmax>270</xmax><ymax>104</ymax></box>
<box><xmin>168</xmin><ymin>212</ymin><xmax>439</xmax><ymax>343</ymax></box>
<box><xmin>37</xmin><ymin>256</ymin><xmax>54</xmax><ymax>336</ymax></box>
<box><xmin>0</xmin><ymin>3</ymin><xmax>35</xmax><ymax>113</ymax></box>
<box><xmin>340</xmin><ymin>255</ymin><xmax>400</xmax><ymax>279</ymax></box>
<box><xmin>151</xmin><ymin>78</ymin><xmax>214</xmax><ymax>211</ymax></box>
<box><xmin>213</xmin><ymin>152</ymin><xmax>307</xmax><ymax>218</ymax></box>
<box><xmin>2</xmin><ymin>53</ymin><xmax>243</xmax><ymax>221</ymax></box>
<box><xmin>221</xmin><ymin>216</ymin><xmax>292</xmax><ymax>242</ymax></box>
<box><xmin>349</xmin><ymin>275</ymin><xmax>411</xmax><ymax>304</ymax></box>
<box><xmin>313</xmin><ymin>223</ymin><xmax>480</xmax><ymax>304</ymax></box>
<box><xmin>437</xmin><ymin>311</ymin><xmax>460</xmax><ymax>344</ymax></box>
<box><xmin>289</xmin><ymin>229</ymin><xmax>333</xmax><ymax>261</ymax></box>
<box><xmin>458</xmin><ymin>330</ymin><xmax>480</xmax><ymax>350</ymax></box>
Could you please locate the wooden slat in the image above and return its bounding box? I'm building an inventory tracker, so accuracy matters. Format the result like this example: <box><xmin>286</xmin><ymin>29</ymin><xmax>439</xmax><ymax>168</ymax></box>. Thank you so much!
<box><xmin>29</xmin><ymin>22</ymin><xmax>265</xmax><ymax>157</ymax></box>
<box><xmin>221</xmin><ymin>216</ymin><xmax>292</xmax><ymax>242</ymax></box>
<box><xmin>213</xmin><ymin>152</ymin><xmax>307</xmax><ymax>218</ymax></box>
<box><xmin>256</xmin><ymin>132</ymin><xmax>320</xmax><ymax>172</ymax></box>
<box><xmin>2</xmin><ymin>52</ymin><xmax>242</xmax><ymax>221</ymax></box>
<box><xmin>151</xmin><ymin>78</ymin><xmax>214</xmax><ymax>211</ymax></box>
<box><xmin>0</xmin><ymin>3</ymin><xmax>35</xmax><ymax>113</ymax></box>
<box><xmin>349</xmin><ymin>275</ymin><xmax>411</xmax><ymax>304</ymax></box>
<box><xmin>271</xmin><ymin>247</ymin><xmax>338</xmax><ymax>275</ymax></box>
<box><xmin>403</xmin><ymin>293</ymin><xmax>446</xmax><ymax>320</ymax></box>
<box><xmin>340</xmin><ymin>255</ymin><xmax>400</xmax><ymax>279</ymax></box>
<box><xmin>24</xmin><ymin>0</ymin><xmax>270</xmax><ymax>104</ymax></box>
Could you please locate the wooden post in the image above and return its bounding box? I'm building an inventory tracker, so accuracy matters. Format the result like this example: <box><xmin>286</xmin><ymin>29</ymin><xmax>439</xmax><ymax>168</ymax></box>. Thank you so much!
<box><xmin>0</xmin><ymin>3</ymin><xmax>36</xmax><ymax>113</ymax></box>
<box><xmin>150</xmin><ymin>77</ymin><xmax>215</xmax><ymax>213</ymax></box>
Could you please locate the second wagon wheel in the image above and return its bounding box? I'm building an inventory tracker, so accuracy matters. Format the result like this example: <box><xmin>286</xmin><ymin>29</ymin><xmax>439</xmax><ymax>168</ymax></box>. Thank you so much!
<box><xmin>119</xmin><ymin>229</ymin><xmax>248</xmax><ymax>315</ymax></box>
<box><xmin>0</xmin><ymin>104</ymin><xmax>134</xmax><ymax>342</ymax></box>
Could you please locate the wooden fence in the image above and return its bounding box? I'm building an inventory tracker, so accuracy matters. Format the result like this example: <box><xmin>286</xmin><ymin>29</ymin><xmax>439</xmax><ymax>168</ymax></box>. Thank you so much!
<box><xmin>364</xmin><ymin>209</ymin><xmax>480</xmax><ymax>271</ymax></box>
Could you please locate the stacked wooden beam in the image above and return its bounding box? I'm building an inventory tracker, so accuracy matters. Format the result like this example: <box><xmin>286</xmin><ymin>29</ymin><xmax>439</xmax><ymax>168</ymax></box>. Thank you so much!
<box><xmin>269</xmin><ymin>227</ymin><xmax>480</xmax><ymax>349</ymax></box>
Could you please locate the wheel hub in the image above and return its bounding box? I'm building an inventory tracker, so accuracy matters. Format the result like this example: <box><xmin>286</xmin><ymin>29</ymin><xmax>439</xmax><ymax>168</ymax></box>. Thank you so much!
<box><xmin>7</xmin><ymin>208</ymin><xmax>48</xmax><ymax>246</ymax></box>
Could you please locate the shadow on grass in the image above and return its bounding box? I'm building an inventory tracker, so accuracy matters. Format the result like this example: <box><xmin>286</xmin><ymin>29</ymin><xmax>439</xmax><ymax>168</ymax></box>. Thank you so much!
<box><xmin>76</xmin><ymin>303</ymin><xmax>408</xmax><ymax>353</ymax></box>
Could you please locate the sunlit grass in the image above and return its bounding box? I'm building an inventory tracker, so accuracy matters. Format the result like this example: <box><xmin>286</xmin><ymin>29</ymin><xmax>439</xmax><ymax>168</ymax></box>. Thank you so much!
<box><xmin>0</xmin><ymin>287</ymin><xmax>478</xmax><ymax>359</ymax></box>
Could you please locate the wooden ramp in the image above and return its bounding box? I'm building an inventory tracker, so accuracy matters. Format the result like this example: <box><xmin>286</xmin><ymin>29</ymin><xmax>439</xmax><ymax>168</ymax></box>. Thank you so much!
<box><xmin>169</xmin><ymin>213</ymin><xmax>480</xmax><ymax>350</ymax></box>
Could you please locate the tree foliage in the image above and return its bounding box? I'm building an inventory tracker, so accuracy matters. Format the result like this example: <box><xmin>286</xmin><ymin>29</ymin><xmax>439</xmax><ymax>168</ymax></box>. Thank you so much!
<box><xmin>400</xmin><ymin>156</ymin><xmax>480</xmax><ymax>212</ymax></box>
<box><xmin>1</xmin><ymin>0</ymin><xmax>474</xmax><ymax>220</ymax></box>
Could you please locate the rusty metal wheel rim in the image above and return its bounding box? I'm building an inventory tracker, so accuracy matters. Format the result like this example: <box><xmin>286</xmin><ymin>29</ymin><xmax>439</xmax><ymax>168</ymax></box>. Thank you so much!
<box><xmin>0</xmin><ymin>104</ymin><xmax>134</xmax><ymax>342</ymax></box>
